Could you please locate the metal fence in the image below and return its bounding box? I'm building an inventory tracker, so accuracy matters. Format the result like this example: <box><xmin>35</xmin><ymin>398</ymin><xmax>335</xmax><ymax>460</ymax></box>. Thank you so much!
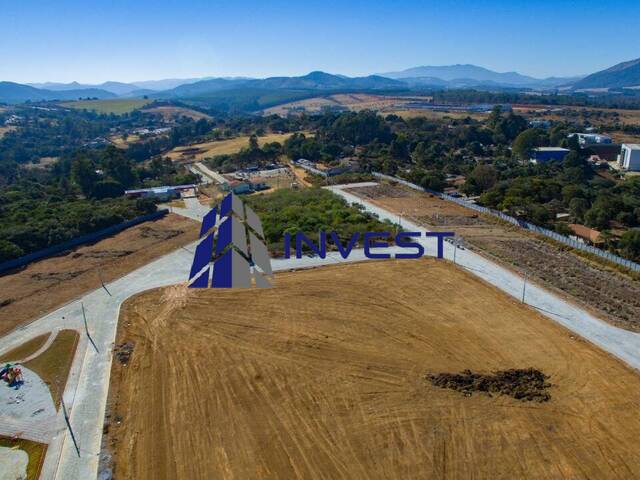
<box><xmin>0</xmin><ymin>209</ymin><xmax>169</xmax><ymax>275</ymax></box>
<box><xmin>372</xmin><ymin>172</ymin><xmax>640</xmax><ymax>272</ymax></box>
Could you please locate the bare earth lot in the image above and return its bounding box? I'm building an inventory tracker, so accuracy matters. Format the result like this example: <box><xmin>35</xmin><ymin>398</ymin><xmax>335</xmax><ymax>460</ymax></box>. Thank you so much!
<box><xmin>106</xmin><ymin>260</ymin><xmax>640</xmax><ymax>480</ymax></box>
<box><xmin>0</xmin><ymin>214</ymin><xmax>198</xmax><ymax>335</ymax></box>
<box><xmin>350</xmin><ymin>183</ymin><xmax>640</xmax><ymax>332</ymax></box>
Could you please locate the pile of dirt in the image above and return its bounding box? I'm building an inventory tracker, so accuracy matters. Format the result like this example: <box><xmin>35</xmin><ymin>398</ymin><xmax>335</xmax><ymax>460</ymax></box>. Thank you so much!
<box><xmin>30</xmin><ymin>270</ymin><xmax>88</xmax><ymax>282</ymax></box>
<box><xmin>72</xmin><ymin>250</ymin><xmax>133</xmax><ymax>259</ymax></box>
<box><xmin>138</xmin><ymin>227</ymin><xmax>183</xmax><ymax>241</ymax></box>
<box><xmin>114</xmin><ymin>342</ymin><xmax>134</xmax><ymax>365</ymax></box>
<box><xmin>427</xmin><ymin>368</ymin><xmax>552</xmax><ymax>402</ymax></box>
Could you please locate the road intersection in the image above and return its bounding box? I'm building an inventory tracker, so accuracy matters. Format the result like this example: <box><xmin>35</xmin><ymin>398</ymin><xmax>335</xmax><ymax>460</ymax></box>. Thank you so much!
<box><xmin>0</xmin><ymin>182</ymin><xmax>639</xmax><ymax>479</ymax></box>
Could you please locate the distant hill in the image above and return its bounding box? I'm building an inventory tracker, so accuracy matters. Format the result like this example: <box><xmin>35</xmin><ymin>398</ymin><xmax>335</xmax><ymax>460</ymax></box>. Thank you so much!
<box><xmin>381</xmin><ymin>64</ymin><xmax>579</xmax><ymax>88</ymax></box>
<box><xmin>29</xmin><ymin>81</ymin><xmax>142</xmax><ymax>96</ymax></box>
<box><xmin>0</xmin><ymin>82</ymin><xmax>116</xmax><ymax>103</ymax></box>
<box><xmin>131</xmin><ymin>77</ymin><xmax>215</xmax><ymax>91</ymax></box>
<box><xmin>157</xmin><ymin>71</ymin><xmax>406</xmax><ymax>99</ymax></box>
<box><xmin>571</xmin><ymin>57</ymin><xmax>640</xmax><ymax>90</ymax></box>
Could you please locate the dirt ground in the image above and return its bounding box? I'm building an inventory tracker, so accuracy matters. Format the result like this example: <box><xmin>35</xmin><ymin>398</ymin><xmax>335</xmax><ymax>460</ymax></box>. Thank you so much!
<box><xmin>350</xmin><ymin>183</ymin><xmax>640</xmax><ymax>332</ymax></box>
<box><xmin>105</xmin><ymin>260</ymin><xmax>640</xmax><ymax>480</ymax></box>
<box><xmin>0</xmin><ymin>214</ymin><xmax>198</xmax><ymax>335</ymax></box>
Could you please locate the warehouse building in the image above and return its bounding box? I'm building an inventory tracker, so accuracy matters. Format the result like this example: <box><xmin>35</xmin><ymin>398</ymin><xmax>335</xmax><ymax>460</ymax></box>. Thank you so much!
<box><xmin>618</xmin><ymin>144</ymin><xmax>640</xmax><ymax>171</ymax></box>
<box><xmin>530</xmin><ymin>147</ymin><xmax>571</xmax><ymax>164</ymax></box>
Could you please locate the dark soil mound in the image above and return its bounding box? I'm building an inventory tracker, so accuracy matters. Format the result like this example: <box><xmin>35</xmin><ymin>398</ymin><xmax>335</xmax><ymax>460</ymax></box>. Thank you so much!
<box><xmin>427</xmin><ymin>368</ymin><xmax>551</xmax><ymax>402</ymax></box>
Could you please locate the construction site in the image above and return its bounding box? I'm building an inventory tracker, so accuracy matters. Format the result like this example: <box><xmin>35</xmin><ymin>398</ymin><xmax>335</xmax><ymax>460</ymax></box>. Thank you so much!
<box><xmin>349</xmin><ymin>182</ymin><xmax>640</xmax><ymax>332</ymax></box>
<box><xmin>1</xmin><ymin>180</ymin><xmax>640</xmax><ymax>479</ymax></box>
<box><xmin>103</xmin><ymin>259</ymin><xmax>640</xmax><ymax>479</ymax></box>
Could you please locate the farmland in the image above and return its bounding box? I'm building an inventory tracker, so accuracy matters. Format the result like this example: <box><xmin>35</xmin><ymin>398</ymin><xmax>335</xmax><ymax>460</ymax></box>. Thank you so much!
<box><xmin>165</xmin><ymin>132</ymin><xmax>298</xmax><ymax>162</ymax></box>
<box><xmin>105</xmin><ymin>259</ymin><xmax>640</xmax><ymax>479</ymax></box>
<box><xmin>59</xmin><ymin>98</ymin><xmax>152</xmax><ymax>114</ymax></box>
<box><xmin>141</xmin><ymin>105</ymin><xmax>212</xmax><ymax>121</ymax></box>
<box><xmin>263</xmin><ymin>93</ymin><xmax>435</xmax><ymax>116</ymax></box>
<box><xmin>349</xmin><ymin>182</ymin><xmax>640</xmax><ymax>332</ymax></box>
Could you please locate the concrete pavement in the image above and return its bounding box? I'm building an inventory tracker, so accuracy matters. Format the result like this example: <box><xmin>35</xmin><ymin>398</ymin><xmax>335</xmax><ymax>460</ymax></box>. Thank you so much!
<box><xmin>1</xmin><ymin>181</ymin><xmax>639</xmax><ymax>479</ymax></box>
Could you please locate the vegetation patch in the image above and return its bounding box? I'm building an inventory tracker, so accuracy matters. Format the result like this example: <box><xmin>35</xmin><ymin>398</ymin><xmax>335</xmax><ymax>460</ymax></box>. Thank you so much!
<box><xmin>0</xmin><ymin>333</ymin><xmax>49</xmax><ymax>363</ymax></box>
<box><xmin>427</xmin><ymin>368</ymin><xmax>552</xmax><ymax>402</ymax></box>
<box><xmin>60</xmin><ymin>98</ymin><xmax>151</xmax><ymax>115</ymax></box>
<box><xmin>0</xmin><ymin>437</ymin><xmax>47</xmax><ymax>480</ymax></box>
<box><xmin>244</xmin><ymin>187</ymin><xmax>397</xmax><ymax>256</ymax></box>
<box><xmin>24</xmin><ymin>329</ymin><xmax>79</xmax><ymax>408</ymax></box>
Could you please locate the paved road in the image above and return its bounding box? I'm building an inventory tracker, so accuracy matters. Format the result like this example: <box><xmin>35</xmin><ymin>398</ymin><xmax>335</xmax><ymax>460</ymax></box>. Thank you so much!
<box><xmin>328</xmin><ymin>183</ymin><xmax>640</xmax><ymax>371</ymax></box>
<box><xmin>1</xmin><ymin>181</ymin><xmax>639</xmax><ymax>479</ymax></box>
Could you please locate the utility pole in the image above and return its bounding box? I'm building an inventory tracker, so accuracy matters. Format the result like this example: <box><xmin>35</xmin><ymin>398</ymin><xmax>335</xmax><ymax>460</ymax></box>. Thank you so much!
<box><xmin>55</xmin><ymin>377</ymin><xmax>80</xmax><ymax>457</ymax></box>
<box><xmin>521</xmin><ymin>273</ymin><xmax>528</xmax><ymax>303</ymax></box>
<box><xmin>81</xmin><ymin>302</ymin><xmax>99</xmax><ymax>353</ymax></box>
<box><xmin>453</xmin><ymin>238</ymin><xmax>457</xmax><ymax>265</ymax></box>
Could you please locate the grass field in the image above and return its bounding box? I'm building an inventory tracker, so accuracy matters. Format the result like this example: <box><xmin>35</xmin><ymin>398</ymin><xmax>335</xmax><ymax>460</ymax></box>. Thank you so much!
<box><xmin>0</xmin><ymin>334</ymin><xmax>49</xmax><ymax>363</ymax></box>
<box><xmin>60</xmin><ymin>98</ymin><xmax>152</xmax><ymax>114</ymax></box>
<box><xmin>0</xmin><ymin>437</ymin><xmax>47</xmax><ymax>480</ymax></box>
<box><xmin>141</xmin><ymin>105</ymin><xmax>212</xmax><ymax>121</ymax></box>
<box><xmin>165</xmin><ymin>132</ymin><xmax>299</xmax><ymax>162</ymax></box>
<box><xmin>109</xmin><ymin>133</ymin><xmax>141</xmax><ymax>147</ymax></box>
<box><xmin>24</xmin><ymin>329</ymin><xmax>79</xmax><ymax>408</ymax></box>
<box><xmin>105</xmin><ymin>259</ymin><xmax>640</xmax><ymax>479</ymax></box>
<box><xmin>263</xmin><ymin>94</ymin><xmax>435</xmax><ymax>116</ymax></box>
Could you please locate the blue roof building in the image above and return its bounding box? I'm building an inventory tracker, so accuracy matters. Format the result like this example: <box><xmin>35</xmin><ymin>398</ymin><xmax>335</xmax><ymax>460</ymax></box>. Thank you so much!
<box><xmin>530</xmin><ymin>147</ymin><xmax>571</xmax><ymax>164</ymax></box>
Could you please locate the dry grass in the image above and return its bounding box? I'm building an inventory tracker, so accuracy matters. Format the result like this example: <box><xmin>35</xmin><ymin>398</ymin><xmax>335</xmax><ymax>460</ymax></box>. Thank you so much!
<box><xmin>0</xmin><ymin>437</ymin><xmax>47</xmax><ymax>480</ymax></box>
<box><xmin>387</xmin><ymin>109</ymin><xmax>486</xmax><ymax>120</ymax></box>
<box><xmin>141</xmin><ymin>105</ymin><xmax>212</xmax><ymax>121</ymax></box>
<box><xmin>106</xmin><ymin>260</ymin><xmax>640</xmax><ymax>479</ymax></box>
<box><xmin>0</xmin><ymin>334</ymin><xmax>49</xmax><ymax>363</ymax></box>
<box><xmin>109</xmin><ymin>134</ymin><xmax>141</xmax><ymax>148</ymax></box>
<box><xmin>24</xmin><ymin>329</ymin><xmax>79</xmax><ymax>408</ymax></box>
<box><xmin>263</xmin><ymin>94</ymin><xmax>435</xmax><ymax>116</ymax></box>
<box><xmin>165</xmin><ymin>132</ymin><xmax>298</xmax><ymax>162</ymax></box>
<box><xmin>0</xmin><ymin>125</ymin><xmax>16</xmax><ymax>138</ymax></box>
<box><xmin>0</xmin><ymin>214</ymin><xmax>199</xmax><ymax>335</ymax></box>
<box><xmin>350</xmin><ymin>183</ymin><xmax>640</xmax><ymax>332</ymax></box>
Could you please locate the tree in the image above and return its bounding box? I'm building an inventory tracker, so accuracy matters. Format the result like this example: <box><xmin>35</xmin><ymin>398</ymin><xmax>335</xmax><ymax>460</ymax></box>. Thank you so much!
<box><xmin>619</xmin><ymin>229</ymin><xmax>640</xmax><ymax>262</ymax></box>
<box><xmin>466</xmin><ymin>164</ymin><xmax>498</xmax><ymax>194</ymax></box>
<box><xmin>71</xmin><ymin>156</ymin><xmax>98</xmax><ymax>197</ymax></box>
<box><xmin>569</xmin><ymin>197</ymin><xmax>589</xmax><ymax>222</ymax></box>
<box><xmin>0</xmin><ymin>239</ymin><xmax>24</xmax><ymax>262</ymax></box>
<box><xmin>512</xmin><ymin>128</ymin><xmax>547</xmax><ymax>160</ymax></box>
<box><xmin>101</xmin><ymin>146</ymin><xmax>137</xmax><ymax>188</ymax></box>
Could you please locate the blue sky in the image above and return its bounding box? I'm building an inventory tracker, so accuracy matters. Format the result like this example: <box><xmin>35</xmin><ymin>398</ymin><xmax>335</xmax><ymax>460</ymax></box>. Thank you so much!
<box><xmin>2</xmin><ymin>0</ymin><xmax>639</xmax><ymax>84</ymax></box>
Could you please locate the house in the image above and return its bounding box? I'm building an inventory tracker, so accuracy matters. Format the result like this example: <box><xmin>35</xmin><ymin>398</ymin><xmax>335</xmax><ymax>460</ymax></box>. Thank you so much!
<box><xmin>124</xmin><ymin>184</ymin><xmax>196</xmax><ymax>201</ymax></box>
<box><xmin>568</xmin><ymin>133</ymin><xmax>612</xmax><ymax>146</ymax></box>
<box><xmin>568</xmin><ymin>224</ymin><xmax>604</xmax><ymax>246</ymax></box>
<box><xmin>618</xmin><ymin>144</ymin><xmax>640</xmax><ymax>171</ymax></box>
<box><xmin>530</xmin><ymin>147</ymin><xmax>571</xmax><ymax>164</ymax></box>
<box><xmin>529</xmin><ymin>120</ymin><xmax>551</xmax><ymax>129</ymax></box>
<box><xmin>585</xmin><ymin>143</ymin><xmax>621</xmax><ymax>162</ymax></box>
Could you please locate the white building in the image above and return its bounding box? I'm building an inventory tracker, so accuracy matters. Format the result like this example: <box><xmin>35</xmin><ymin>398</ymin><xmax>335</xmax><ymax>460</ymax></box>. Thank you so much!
<box><xmin>618</xmin><ymin>144</ymin><xmax>640</xmax><ymax>171</ymax></box>
<box><xmin>568</xmin><ymin>133</ymin><xmax>612</xmax><ymax>146</ymax></box>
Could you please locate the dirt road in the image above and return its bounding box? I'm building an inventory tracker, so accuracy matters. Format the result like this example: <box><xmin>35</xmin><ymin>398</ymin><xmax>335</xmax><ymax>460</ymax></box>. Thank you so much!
<box><xmin>106</xmin><ymin>259</ymin><xmax>640</xmax><ymax>479</ymax></box>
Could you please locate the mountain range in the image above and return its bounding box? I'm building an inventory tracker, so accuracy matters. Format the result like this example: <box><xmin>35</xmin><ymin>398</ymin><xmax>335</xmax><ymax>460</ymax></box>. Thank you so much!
<box><xmin>3</xmin><ymin>57</ymin><xmax>640</xmax><ymax>105</ymax></box>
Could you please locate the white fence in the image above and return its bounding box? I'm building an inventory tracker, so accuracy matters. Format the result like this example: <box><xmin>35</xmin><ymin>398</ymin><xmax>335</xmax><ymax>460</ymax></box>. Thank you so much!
<box><xmin>372</xmin><ymin>172</ymin><xmax>640</xmax><ymax>272</ymax></box>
